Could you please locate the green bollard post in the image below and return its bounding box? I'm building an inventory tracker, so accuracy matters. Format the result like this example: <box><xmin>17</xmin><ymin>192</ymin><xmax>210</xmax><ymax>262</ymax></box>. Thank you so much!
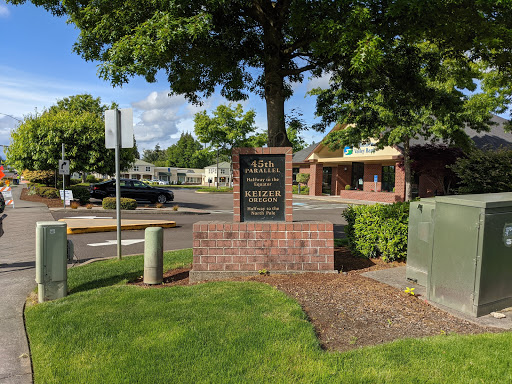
<box><xmin>144</xmin><ymin>227</ymin><xmax>163</xmax><ymax>284</ymax></box>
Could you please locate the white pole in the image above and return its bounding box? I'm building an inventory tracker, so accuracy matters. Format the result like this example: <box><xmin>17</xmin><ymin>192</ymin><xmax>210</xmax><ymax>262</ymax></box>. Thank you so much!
<box><xmin>62</xmin><ymin>144</ymin><xmax>65</xmax><ymax>209</ymax></box>
<box><xmin>115</xmin><ymin>109</ymin><xmax>122</xmax><ymax>260</ymax></box>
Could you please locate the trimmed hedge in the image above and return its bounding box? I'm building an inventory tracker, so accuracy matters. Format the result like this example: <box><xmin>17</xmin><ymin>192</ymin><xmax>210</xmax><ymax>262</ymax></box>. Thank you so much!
<box><xmin>102</xmin><ymin>197</ymin><xmax>137</xmax><ymax>210</ymax></box>
<box><xmin>342</xmin><ymin>202</ymin><xmax>410</xmax><ymax>262</ymax></box>
<box><xmin>70</xmin><ymin>186</ymin><xmax>90</xmax><ymax>204</ymax></box>
<box><xmin>292</xmin><ymin>185</ymin><xmax>309</xmax><ymax>195</ymax></box>
<box><xmin>38</xmin><ymin>186</ymin><xmax>60</xmax><ymax>199</ymax></box>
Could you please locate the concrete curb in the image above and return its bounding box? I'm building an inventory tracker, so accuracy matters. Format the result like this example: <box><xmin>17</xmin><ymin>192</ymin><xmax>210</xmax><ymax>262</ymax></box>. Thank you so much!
<box><xmin>49</xmin><ymin>207</ymin><xmax>209</xmax><ymax>215</ymax></box>
<box><xmin>58</xmin><ymin>218</ymin><xmax>177</xmax><ymax>234</ymax></box>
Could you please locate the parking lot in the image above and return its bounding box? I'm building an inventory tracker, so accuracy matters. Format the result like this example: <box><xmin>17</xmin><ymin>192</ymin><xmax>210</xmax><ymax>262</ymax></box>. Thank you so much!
<box><xmin>50</xmin><ymin>189</ymin><xmax>348</xmax><ymax>262</ymax></box>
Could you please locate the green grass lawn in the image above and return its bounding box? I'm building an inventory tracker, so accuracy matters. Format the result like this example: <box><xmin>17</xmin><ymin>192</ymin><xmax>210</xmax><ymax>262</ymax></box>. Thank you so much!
<box><xmin>25</xmin><ymin>250</ymin><xmax>512</xmax><ymax>383</ymax></box>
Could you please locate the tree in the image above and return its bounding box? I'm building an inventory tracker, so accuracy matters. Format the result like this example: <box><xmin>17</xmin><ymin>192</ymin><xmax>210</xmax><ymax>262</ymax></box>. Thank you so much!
<box><xmin>6</xmin><ymin>94</ymin><xmax>137</xmax><ymax>178</ymax></box>
<box><xmin>194</xmin><ymin>104</ymin><xmax>259</xmax><ymax>157</ymax></box>
<box><xmin>0</xmin><ymin>0</ymin><xmax>451</xmax><ymax>148</ymax></box>
<box><xmin>311</xmin><ymin>40</ymin><xmax>508</xmax><ymax>200</ymax></box>
<box><xmin>142</xmin><ymin>144</ymin><xmax>167</xmax><ymax>165</ymax></box>
<box><xmin>167</xmin><ymin>132</ymin><xmax>214</xmax><ymax>169</ymax></box>
<box><xmin>451</xmin><ymin>148</ymin><xmax>512</xmax><ymax>194</ymax></box>
<box><xmin>194</xmin><ymin>103</ymin><xmax>260</xmax><ymax>185</ymax></box>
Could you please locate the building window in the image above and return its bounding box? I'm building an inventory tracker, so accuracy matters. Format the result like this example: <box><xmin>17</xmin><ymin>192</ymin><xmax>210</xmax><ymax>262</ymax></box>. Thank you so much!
<box><xmin>133</xmin><ymin>166</ymin><xmax>139</xmax><ymax>171</ymax></box>
<box><xmin>351</xmin><ymin>162</ymin><xmax>364</xmax><ymax>190</ymax></box>
<box><xmin>220</xmin><ymin>169</ymin><xmax>226</xmax><ymax>174</ymax></box>
<box><xmin>382</xmin><ymin>165</ymin><xmax>395</xmax><ymax>192</ymax></box>
<box><xmin>292</xmin><ymin>167</ymin><xmax>299</xmax><ymax>184</ymax></box>
<box><xmin>146</xmin><ymin>166</ymin><xmax>151</xmax><ymax>172</ymax></box>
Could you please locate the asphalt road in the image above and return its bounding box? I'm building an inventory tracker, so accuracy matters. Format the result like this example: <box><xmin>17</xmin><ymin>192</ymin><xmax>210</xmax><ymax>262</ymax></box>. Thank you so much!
<box><xmin>51</xmin><ymin>189</ymin><xmax>348</xmax><ymax>263</ymax></box>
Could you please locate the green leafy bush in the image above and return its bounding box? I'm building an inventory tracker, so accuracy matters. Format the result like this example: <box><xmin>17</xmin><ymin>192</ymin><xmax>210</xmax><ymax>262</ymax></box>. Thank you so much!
<box><xmin>22</xmin><ymin>170</ymin><xmax>55</xmax><ymax>185</ymax></box>
<box><xmin>38</xmin><ymin>187</ymin><xmax>60</xmax><ymax>199</ymax></box>
<box><xmin>450</xmin><ymin>148</ymin><xmax>512</xmax><ymax>194</ymax></box>
<box><xmin>70</xmin><ymin>186</ymin><xmax>90</xmax><ymax>204</ymax></box>
<box><xmin>86</xmin><ymin>175</ymin><xmax>100</xmax><ymax>184</ymax></box>
<box><xmin>102</xmin><ymin>197</ymin><xmax>137</xmax><ymax>210</ymax></box>
<box><xmin>345</xmin><ymin>184</ymin><xmax>351</xmax><ymax>190</ymax></box>
<box><xmin>292</xmin><ymin>185</ymin><xmax>309</xmax><ymax>194</ymax></box>
<box><xmin>342</xmin><ymin>202</ymin><xmax>410</xmax><ymax>261</ymax></box>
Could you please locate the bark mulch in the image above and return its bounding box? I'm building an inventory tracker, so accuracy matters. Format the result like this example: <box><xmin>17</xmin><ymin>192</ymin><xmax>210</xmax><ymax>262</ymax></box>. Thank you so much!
<box><xmin>130</xmin><ymin>248</ymin><xmax>499</xmax><ymax>352</ymax></box>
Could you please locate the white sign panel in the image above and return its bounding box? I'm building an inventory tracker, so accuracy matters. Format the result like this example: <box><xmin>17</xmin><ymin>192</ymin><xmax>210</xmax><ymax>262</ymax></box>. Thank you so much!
<box><xmin>59</xmin><ymin>159</ymin><xmax>70</xmax><ymax>175</ymax></box>
<box><xmin>59</xmin><ymin>190</ymin><xmax>74</xmax><ymax>205</ymax></box>
<box><xmin>105</xmin><ymin>109</ymin><xmax>134</xmax><ymax>149</ymax></box>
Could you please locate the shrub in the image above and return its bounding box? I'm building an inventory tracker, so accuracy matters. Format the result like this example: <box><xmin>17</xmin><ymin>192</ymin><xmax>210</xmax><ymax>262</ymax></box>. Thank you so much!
<box><xmin>38</xmin><ymin>187</ymin><xmax>60</xmax><ymax>199</ymax></box>
<box><xmin>86</xmin><ymin>203</ymin><xmax>93</xmax><ymax>209</ymax></box>
<box><xmin>292</xmin><ymin>185</ymin><xmax>309</xmax><ymax>194</ymax></box>
<box><xmin>451</xmin><ymin>148</ymin><xmax>512</xmax><ymax>194</ymax></box>
<box><xmin>86</xmin><ymin>175</ymin><xmax>100</xmax><ymax>184</ymax></box>
<box><xmin>342</xmin><ymin>202</ymin><xmax>410</xmax><ymax>261</ymax></box>
<box><xmin>23</xmin><ymin>170</ymin><xmax>55</xmax><ymax>185</ymax></box>
<box><xmin>70</xmin><ymin>186</ymin><xmax>90</xmax><ymax>204</ymax></box>
<box><xmin>70</xmin><ymin>201</ymin><xmax>80</xmax><ymax>209</ymax></box>
<box><xmin>345</xmin><ymin>185</ymin><xmax>351</xmax><ymax>190</ymax></box>
<box><xmin>102</xmin><ymin>197</ymin><xmax>137</xmax><ymax>210</ymax></box>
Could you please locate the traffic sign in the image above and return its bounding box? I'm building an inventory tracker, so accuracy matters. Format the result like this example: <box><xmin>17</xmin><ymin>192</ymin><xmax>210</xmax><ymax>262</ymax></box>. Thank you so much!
<box><xmin>105</xmin><ymin>108</ymin><xmax>134</xmax><ymax>149</ymax></box>
<box><xmin>59</xmin><ymin>160</ymin><xmax>70</xmax><ymax>175</ymax></box>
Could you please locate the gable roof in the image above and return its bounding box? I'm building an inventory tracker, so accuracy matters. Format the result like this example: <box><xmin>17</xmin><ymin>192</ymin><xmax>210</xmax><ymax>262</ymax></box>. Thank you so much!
<box><xmin>292</xmin><ymin>142</ymin><xmax>319</xmax><ymax>163</ymax></box>
<box><xmin>407</xmin><ymin>114</ymin><xmax>512</xmax><ymax>150</ymax></box>
<box><xmin>205</xmin><ymin>161</ymin><xmax>231</xmax><ymax>169</ymax></box>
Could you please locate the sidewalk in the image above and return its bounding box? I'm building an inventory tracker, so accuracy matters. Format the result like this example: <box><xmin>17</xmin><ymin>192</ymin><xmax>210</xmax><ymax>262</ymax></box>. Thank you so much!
<box><xmin>0</xmin><ymin>184</ymin><xmax>52</xmax><ymax>384</ymax></box>
<box><xmin>293</xmin><ymin>193</ymin><xmax>380</xmax><ymax>205</ymax></box>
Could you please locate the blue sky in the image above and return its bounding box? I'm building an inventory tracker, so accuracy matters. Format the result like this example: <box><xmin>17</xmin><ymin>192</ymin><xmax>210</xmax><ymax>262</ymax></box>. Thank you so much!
<box><xmin>0</xmin><ymin>1</ymin><xmax>328</xmax><ymax>160</ymax></box>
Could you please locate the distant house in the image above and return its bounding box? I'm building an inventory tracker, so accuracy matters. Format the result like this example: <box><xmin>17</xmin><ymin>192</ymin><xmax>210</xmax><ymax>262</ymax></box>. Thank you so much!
<box><xmin>292</xmin><ymin>115</ymin><xmax>512</xmax><ymax>202</ymax></box>
<box><xmin>121</xmin><ymin>159</ymin><xmax>155</xmax><ymax>180</ymax></box>
<box><xmin>204</xmin><ymin>161</ymin><xmax>231</xmax><ymax>186</ymax></box>
<box><xmin>111</xmin><ymin>159</ymin><xmax>204</xmax><ymax>185</ymax></box>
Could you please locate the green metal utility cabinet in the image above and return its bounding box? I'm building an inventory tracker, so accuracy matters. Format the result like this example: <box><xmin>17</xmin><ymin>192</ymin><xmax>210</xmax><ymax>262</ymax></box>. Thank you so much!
<box><xmin>35</xmin><ymin>221</ymin><xmax>68</xmax><ymax>303</ymax></box>
<box><xmin>406</xmin><ymin>198</ymin><xmax>436</xmax><ymax>287</ymax></box>
<box><xmin>428</xmin><ymin>193</ymin><xmax>512</xmax><ymax>317</ymax></box>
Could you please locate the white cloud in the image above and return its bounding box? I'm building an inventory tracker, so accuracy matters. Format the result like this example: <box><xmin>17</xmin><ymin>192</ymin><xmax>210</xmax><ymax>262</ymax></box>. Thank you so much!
<box><xmin>306</xmin><ymin>73</ymin><xmax>331</xmax><ymax>92</ymax></box>
<box><xmin>0</xmin><ymin>3</ymin><xmax>10</xmax><ymax>18</ymax></box>
<box><xmin>131</xmin><ymin>91</ymin><xmax>195</xmax><ymax>151</ymax></box>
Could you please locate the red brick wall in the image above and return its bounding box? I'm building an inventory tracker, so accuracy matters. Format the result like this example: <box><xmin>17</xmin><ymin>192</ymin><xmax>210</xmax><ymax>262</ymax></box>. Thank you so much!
<box><xmin>309</xmin><ymin>162</ymin><xmax>323</xmax><ymax>196</ymax></box>
<box><xmin>338</xmin><ymin>190</ymin><xmax>403</xmax><ymax>203</ymax></box>
<box><xmin>337</xmin><ymin>161</ymin><xmax>405</xmax><ymax>202</ymax></box>
<box><xmin>190</xmin><ymin>221</ymin><xmax>335</xmax><ymax>282</ymax></box>
<box><xmin>394</xmin><ymin>161</ymin><xmax>405</xmax><ymax>199</ymax></box>
<box><xmin>363</xmin><ymin>164</ymin><xmax>382</xmax><ymax>192</ymax></box>
<box><xmin>232</xmin><ymin>147</ymin><xmax>293</xmax><ymax>222</ymax></box>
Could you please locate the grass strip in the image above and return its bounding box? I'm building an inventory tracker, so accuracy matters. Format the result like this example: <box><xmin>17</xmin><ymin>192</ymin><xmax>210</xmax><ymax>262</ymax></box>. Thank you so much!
<box><xmin>26</xmin><ymin>250</ymin><xmax>512</xmax><ymax>383</ymax></box>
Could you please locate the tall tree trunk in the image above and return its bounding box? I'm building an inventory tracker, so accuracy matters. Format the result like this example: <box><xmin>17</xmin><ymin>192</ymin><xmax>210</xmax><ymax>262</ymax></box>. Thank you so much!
<box><xmin>403</xmin><ymin>138</ymin><xmax>412</xmax><ymax>201</ymax></box>
<box><xmin>265</xmin><ymin>69</ymin><xmax>291</xmax><ymax>147</ymax></box>
<box><xmin>261</xmin><ymin>7</ymin><xmax>292</xmax><ymax>149</ymax></box>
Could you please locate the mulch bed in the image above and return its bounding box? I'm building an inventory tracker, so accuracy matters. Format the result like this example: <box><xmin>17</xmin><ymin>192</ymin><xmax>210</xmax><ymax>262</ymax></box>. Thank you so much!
<box><xmin>130</xmin><ymin>249</ymin><xmax>499</xmax><ymax>352</ymax></box>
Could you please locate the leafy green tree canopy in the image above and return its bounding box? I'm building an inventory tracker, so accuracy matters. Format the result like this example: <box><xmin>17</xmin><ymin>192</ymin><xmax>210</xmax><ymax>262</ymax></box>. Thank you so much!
<box><xmin>142</xmin><ymin>144</ymin><xmax>167</xmax><ymax>166</ymax></box>
<box><xmin>194</xmin><ymin>104</ymin><xmax>259</xmax><ymax>157</ymax></box>
<box><xmin>8</xmin><ymin>0</ymin><xmax>486</xmax><ymax>148</ymax></box>
<box><xmin>451</xmin><ymin>147</ymin><xmax>512</xmax><ymax>194</ymax></box>
<box><xmin>167</xmin><ymin>132</ymin><xmax>214</xmax><ymax>169</ymax></box>
<box><xmin>311</xmin><ymin>41</ymin><xmax>508</xmax><ymax>200</ymax></box>
<box><xmin>6</xmin><ymin>94</ymin><xmax>137</xmax><ymax>176</ymax></box>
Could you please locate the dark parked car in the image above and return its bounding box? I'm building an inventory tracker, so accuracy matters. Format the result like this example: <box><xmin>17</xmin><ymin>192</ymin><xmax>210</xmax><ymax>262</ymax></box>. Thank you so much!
<box><xmin>90</xmin><ymin>179</ymin><xmax>174</xmax><ymax>204</ymax></box>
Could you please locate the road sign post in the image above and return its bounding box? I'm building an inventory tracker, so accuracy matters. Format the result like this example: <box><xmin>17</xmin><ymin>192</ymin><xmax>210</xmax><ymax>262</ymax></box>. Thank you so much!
<box><xmin>59</xmin><ymin>144</ymin><xmax>71</xmax><ymax>209</ymax></box>
<box><xmin>105</xmin><ymin>108</ymin><xmax>133</xmax><ymax>260</ymax></box>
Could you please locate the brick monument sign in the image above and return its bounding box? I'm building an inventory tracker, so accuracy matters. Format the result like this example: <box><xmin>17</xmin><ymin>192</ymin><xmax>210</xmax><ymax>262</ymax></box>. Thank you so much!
<box><xmin>189</xmin><ymin>147</ymin><xmax>335</xmax><ymax>282</ymax></box>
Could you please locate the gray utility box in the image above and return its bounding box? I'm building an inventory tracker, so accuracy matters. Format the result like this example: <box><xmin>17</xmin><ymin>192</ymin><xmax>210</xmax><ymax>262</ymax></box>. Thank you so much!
<box><xmin>428</xmin><ymin>193</ymin><xmax>512</xmax><ymax>317</ymax></box>
<box><xmin>35</xmin><ymin>222</ymin><xmax>68</xmax><ymax>303</ymax></box>
<box><xmin>406</xmin><ymin>198</ymin><xmax>436</xmax><ymax>287</ymax></box>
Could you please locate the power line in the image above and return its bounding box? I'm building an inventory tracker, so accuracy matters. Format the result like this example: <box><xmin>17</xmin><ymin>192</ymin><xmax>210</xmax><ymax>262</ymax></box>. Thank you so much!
<box><xmin>0</xmin><ymin>113</ymin><xmax>22</xmax><ymax>122</ymax></box>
